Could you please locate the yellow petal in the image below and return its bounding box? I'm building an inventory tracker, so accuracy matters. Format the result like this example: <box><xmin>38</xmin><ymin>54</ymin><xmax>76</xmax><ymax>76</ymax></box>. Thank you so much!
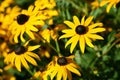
<box><xmin>66</xmin><ymin>65</ymin><xmax>81</xmax><ymax>76</ymax></box>
<box><xmin>64</xmin><ymin>21</ymin><xmax>76</xmax><ymax>29</ymax></box>
<box><xmin>81</xmin><ymin>16</ymin><xmax>85</xmax><ymax>25</ymax></box>
<box><xmin>65</xmin><ymin>35</ymin><xmax>78</xmax><ymax>48</ymax></box>
<box><xmin>106</xmin><ymin>2</ymin><xmax>114</xmax><ymax>13</ymax></box>
<box><xmin>84</xmin><ymin>16</ymin><xmax>93</xmax><ymax>26</ymax></box>
<box><xmin>62</xmin><ymin>29</ymin><xmax>75</xmax><ymax>34</ymax></box>
<box><xmin>21</xmin><ymin>55</ymin><xmax>29</xmax><ymax>69</ymax></box>
<box><xmin>57</xmin><ymin>67</ymin><xmax>63</xmax><ymax>80</ymax></box>
<box><xmin>28</xmin><ymin>25</ymin><xmax>38</xmax><ymax>32</ymax></box>
<box><xmin>73</xmin><ymin>16</ymin><xmax>80</xmax><ymax>26</ymax></box>
<box><xmin>24</xmin><ymin>54</ymin><xmax>38</xmax><ymax>66</ymax></box>
<box><xmin>79</xmin><ymin>35</ymin><xmax>85</xmax><ymax>54</ymax></box>
<box><xmin>88</xmin><ymin>22</ymin><xmax>103</xmax><ymax>29</ymax></box>
<box><xmin>20</xmin><ymin>29</ymin><xmax>25</xmax><ymax>42</ymax></box>
<box><xmin>88</xmin><ymin>28</ymin><xmax>106</xmax><ymax>33</ymax></box>
<box><xmin>15</xmin><ymin>56</ymin><xmax>21</xmax><ymax>71</ymax></box>
<box><xmin>26</xmin><ymin>52</ymin><xmax>40</xmax><ymax>60</ymax></box>
<box><xmin>100</xmin><ymin>1</ymin><xmax>109</xmax><ymax>7</ymax></box>
<box><xmin>26</xmin><ymin>30</ymin><xmax>35</xmax><ymax>39</ymax></box>
<box><xmin>14</xmin><ymin>30</ymin><xmax>20</xmax><ymax>43</ymax></box>
<box><xmin>87</xmin><ymin>34</ymin><xmax>104</xmax><ymax>40</ymax></box>
<box><xmin>84</xmin><ymin>35</ymin><xmax>94</xmax><ymax>48</ymax></box>
<box><xmin>70</xmin><ymin>35</ymin><xmax>79</xmax><ymax>53</ymax></box>
<box><xmin>62</xmin><ymin>67</ymin><xmax>67</xmax><ymax>80</ymax></box>
<box><xmin>59</xmin><ymin>33</ymin><xmax>75</xmax><ymax>39</ymax></box>
<box><xmin>51</xmin><ymin>68</ymin><xmax>58</xmax><ymax>80</ymax></box>
<box><xmin>28</xmin><ymin>45</ymin><xmax>40</xmax><ymax>51</ymax></box>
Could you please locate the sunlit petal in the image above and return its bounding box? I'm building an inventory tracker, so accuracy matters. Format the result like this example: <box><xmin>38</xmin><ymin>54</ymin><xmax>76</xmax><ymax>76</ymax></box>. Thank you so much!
<box><xmin>28</xmin><ymin>45</ymin><xmax>40</xmax><ymax>51</ymax></box>
<box><xmin>88</xmin><ymin>28</ymin><xmax>106</xmax><ymax>33</ymax></box>
<box><xmin>79</xmin><ymin>35</ymin><xmax>85</xmax><ymax>53</ymax></box>
<box><xmin>88</xmin><ymin>23</ymin><xmax>103</xmax><ymax>29</ymax></box>
<box><xmin>64</xmin><ymin>21</ymin><xmax>76</xmax><ymax>29</ymax></box>
<box><xmin>73</xmin><ymin>16</ymin><xmax>80</xmax><ymax>26</ymax></box>
<box><xmin>84</xmin><ymin>16</ymin><xmax>93</xmax><ymax>26</ymax></box>
<box><xmin>15</xmin><ymin>56</ymin><xmax>21</xmax><ymax>71</ymax></box>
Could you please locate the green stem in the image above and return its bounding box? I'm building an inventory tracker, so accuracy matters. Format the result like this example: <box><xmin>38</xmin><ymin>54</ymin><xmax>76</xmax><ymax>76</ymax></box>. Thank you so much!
<box><xmin>55</xmin><ymin>40</ymin><xmax>62</xmax><ymax>56</ymax></box>
<box><xmin>27</xmin><ymin>69</ymin><xmax>33</xmax><ymax>76</ymax></box>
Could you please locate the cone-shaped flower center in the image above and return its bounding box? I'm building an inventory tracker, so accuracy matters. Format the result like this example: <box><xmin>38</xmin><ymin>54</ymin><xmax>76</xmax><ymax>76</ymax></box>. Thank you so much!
<box><xmin>57</xmin><ymin>57</ymin><xmax>68</xmax><ymax>65</ymax></box>
<box><xmin>75</xmin><ymin>25</ymin><xmax>87</xmax><ymax>35</ymax></box>
<box><xmin>17</xmin><ymin>14</ymin><xmax>29</xmax><ymax>25</ymax></box>
<box><xmin>15</xmin><ymin>46</ymin><xmax>26</xmax><ymax>55</ymax></box>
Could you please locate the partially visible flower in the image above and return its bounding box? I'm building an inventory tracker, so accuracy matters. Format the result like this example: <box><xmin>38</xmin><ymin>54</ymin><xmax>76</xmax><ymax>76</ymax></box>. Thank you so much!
<box><xmin>39</xmin><ymin>44</ymin><xmax>51</xmax><ymax>58</ymax></box>
<box><xmin>91</xmin><ymin>0</ymin><xmax>100</xmax><ymax>9</ymax></box>
<box><xmin>4</xmin><ymin>41</ymin><xmax>40</xmax><ymax>71</ymax></box>
<box><xmin>46</xmin><ymin>55</ymin><xmax>81</xmax><ymax>80</ymax></box>
<box><xmin>100</xmin><ymin>0</ymin><xmax>120</xmax><ymax>13</ymax></box>
<box><xmin>9</xmin><ymin>5</ymin><xmax>44</xmax><ymax>43</ymax></box>
<box><xmin>60</xmin><ymin>16</ymin><xmax>105</xmax><ymax>53</ymax></box>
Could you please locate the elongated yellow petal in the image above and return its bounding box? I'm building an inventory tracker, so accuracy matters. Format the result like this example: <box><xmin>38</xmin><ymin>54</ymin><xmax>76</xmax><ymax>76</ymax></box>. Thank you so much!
<box><xmin>59</xmin><ymin>34</ymin><xmax>74</xmax><ymax>39</ymax></box>
<box><xmin>81</xmin><ymin>16</ymin><xmax>85</xmax><ymax>25</ymax></box>
<box><xmin>100</xmin><ymin>1</ymin><xmax>109</xmax><ymax>7</ymax></box>
<box><xmin>70</xmin><ymin>35</ymin><xmax>79</xmax><ymax>53</ymax></box>
<box><xmin>20</xmin><ymin>28</ymin><xmax>25</xmax><ymax>42</ymax></box>
<box><xmin>21</xmin><ymin>55</ymin><xmax>29</xmax><ymax>69</ymax></box>
<box><xmin>26</xmin><ymin>52</ymin><xmax>40</xmax><ymax>60</ymax></box>
<box><xmin>64</xmin><ymin>21</ymin><xmax>76</xmax><ymax>29</ymax></box>
<box><xmin>84</xmin><ymin>35</ymin><xmax>94</xmax><ymax>48</ymax></box>
<box><xmin>84</xmin><ymin>16</ymin><xmax>93</xmax><ymax>26</ymax></box>
<box><xmin>28</xmin><ymin>45</ymin><xmax>40</xmax><ymax>51</ymax></box>
<box><xmin>24</xmin><ymin>54</ymin><xmax>38</xmax><ymax>66</ymax></box>
<box><xmin>26</xmin><ymin>30</ymin><xmax>35</xmax><ymax>39</ymax></box>
<box><xmin>88</xmin><ymin>28</ymin><xmax>105</xmax><ymax>33</ymax></box>
<box><xmin>106</xmin><ymin>2</ymin><xmax>114</xmax><ymax>13</ymax></box>
<box><xmin>66</xmin><ymin>65</ymin><xmax>81</xmax><ymax>76</ymax></box>
<box><xmin>88</xmin><ymin>23</ymin><xmax>103</xmax><ymax>29</ymax></box>
<box><xmin>51</xmin><ymin>68</ymin><xmax>58</xmax><ymax>80</ymax></box>
<box><xmin>28</xmin><ymin>25</ymin><xmax>38</xmax><ymax>32</ymax></box>
<box><xmin>62</xmin><ymin>29</ymin><xmax>75</xmax><ymax>34</ymax></box>
<box><xmin>62</xmin><ymin>67</ymin><xmax>67</xmax><ymax>80</ymax></box>
<box><xmin>11</xmin><ymin>53</ymin><xmax>17</xmax><ymax>64</ymax></box>
<box><xmin>73</xmin><ymin>16</ymin><xmax>80</xmax><ymax>26</ymax></box>
<box><xmin>15</xmin><ymin>56</ymin><xmax>21</xmax><ymax>71</ymax></box>
<box><xmin>14</xmin><ymin>30</ymin><xmax>20</xmax><ymax>43</ymax></box>
<box><xmin>79</xmin><ymin>35</ymin><xmax>85</xmax><ymax>54</ymax></box>
<box><xmin>65</xmin><ymin>35</ymin><xmax>78</xmax><ymax>48</ymax></box>
<box><xmin>57</xmin><ymin>67</ymin><xmax>63</xmax><ymax>80</ymax></box>
<box><xmin>86</xmin><ymin>34</ymin><xmax>104</xmax><ymax>40</ymax></box>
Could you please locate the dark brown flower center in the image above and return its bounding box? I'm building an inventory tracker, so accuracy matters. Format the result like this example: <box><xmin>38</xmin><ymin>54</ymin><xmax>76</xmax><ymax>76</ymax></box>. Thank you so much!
<box><xmin>17</xmin><ymin>14</ymin><xmax>29</xmax><ymax>25</ymax></box>
<box><xmin>57</xmin><ymin>57</ymin><xmax>68</xmax><ymax>65</ymax></box>
<box><xmin>116</xmin><ymin>2</ymin><xmax>120</xmax><ymax>8</ymax></box>
<box><xmin>75</xmin><ymin>25</ymin><xmax>87</xmax><ymax>35</ymax></box>
<box><xmin>15</xmin><ymin>46</ymin><xmax>26</xmax><ymax>55</ymax></box>
<box><xmin>0</xmin><ymin>37</ymin><xmax>4</xmax><ymax>44</ymax></box>
<box><xmin>0</xmin><ymin>22</ymin><xmax>2</xmax><ymax>25</ymax></box>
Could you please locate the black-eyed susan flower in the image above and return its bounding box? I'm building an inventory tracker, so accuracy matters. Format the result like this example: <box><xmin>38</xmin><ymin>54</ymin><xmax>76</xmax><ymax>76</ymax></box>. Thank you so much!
<box><xmin>4</xmin><ymin>41</ymin><xmax>40</xmax><ymax>71</ymax></box>
<box><xmin>100</xmin><ymin>0</ymin><xmax>120</xmax><ymax>13</ymax></box>
<box><xmin>46</xmin><ymin>55</ymin><xmax>81</xmax><ymax>80</ymax></box>
<box><xmin>9</xmin><ymin>5</ymin><xmax>44</xmax><ymax>43</ymax></box>
<box><xmin>59</xmin><ymin>16</ymin><xmax>105</xmax><ymax>53</ymax></box>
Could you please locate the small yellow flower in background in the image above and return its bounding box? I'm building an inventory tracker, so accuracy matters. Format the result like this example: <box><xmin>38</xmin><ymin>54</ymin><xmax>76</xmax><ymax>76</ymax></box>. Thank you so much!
<box><xmin>91</xmin><ymin>0</ymin><xmax>100</xmax><ymax>9</ymax></box>
<box><xmin>4</xmin><ymin>41</ymin><xmax>40</xmax><ymax>71</ymax></box>
<box><xmin>60</xmin><ymin>16</ymin><xmax>105</xmax><ymax>53</ymax></box>
<box><xmin>46</xmin><ymin>55</ymin><xmax>81</xmax><ymax>80</ymax></box>
<box><xmin>9</xmin><ymin>5</ymin><xmax>44</xmax><ymax>43</ymax></box>
<box><xmin>100</xmin><ymin>0</ymin><xmax>120</xmax><ymax>13</ymax></box>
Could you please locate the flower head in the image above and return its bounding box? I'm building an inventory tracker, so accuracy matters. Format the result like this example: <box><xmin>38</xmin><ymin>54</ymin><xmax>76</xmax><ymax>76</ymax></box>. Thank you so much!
<box><xmin>100</xmin><ymin>0</ymin><xmax>120</xmax><ymax>13</ymax></box>
<box><xmin>4</xmin><ymin>41</ymin><xmax>40</xmax><ymax>71</ymax></box>
<box><xmin>9</xmin><ymin>5</ymin><xmax>44</xmax><ymax>43</ymax></box>
<box><xmin>46</xmin><ymin>55</ymin><xmax>81</xmax><ymax>80</ymax></box>
<box><xmin>60</xmin><ymin>16</ymin><xmax>105</xmax><ymax>53</ymax></box>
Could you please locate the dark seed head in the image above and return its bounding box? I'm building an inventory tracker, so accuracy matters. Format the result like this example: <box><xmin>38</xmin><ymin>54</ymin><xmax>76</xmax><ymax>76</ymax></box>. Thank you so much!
<box><xmin>75</xmin><ymin>25</ymin><xmax>87</xmax><ymax>35</ymax></box>
<box><xmin>15</xmin><ymin>46</ymin><xmax>26</xmax><ymax>55</ymax></box>
<box><xmin>17</xmin><ymin>14</ymin><xmax>29</xmax><ymax>25</ymax></box>
<box><xmin>116</xmin><ymin>2</ymin><xmax>120</xmax><ymax>8</ymax></box>
<box><xmin>57</xmin><ymin>57</ymin><xmax>68</xmax><ymax>65</ymax></box>
<box><xmin>0</xmin><ymin>22</ymin><xmax>2</xmax><ymax>25</ymax></box>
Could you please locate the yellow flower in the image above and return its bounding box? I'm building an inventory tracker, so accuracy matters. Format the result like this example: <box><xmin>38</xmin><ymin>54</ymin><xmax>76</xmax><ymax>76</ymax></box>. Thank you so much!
<box><xmin>4</xmin><ymin>41</ymin><xmax>40</xmax><ymax>71</ymax></box>
<box><xmin>100</xmin><ymin>0</ymin><xmax>120</xmax><ymax>13</ymax></box>
<box><xmin>91</xmin><ymin>0</ymin><xmax>100</xmax><ymax>9</ymax></box>
<box><xmin>59</xmin><ymin>16</ymin><xmax>105</xmax><ymax>53</ymax></box>
<box><xmin>9</xmin><ymin>5</ymin><xmax>44</xmax><ymax>43</ymax></box>
<box><xmin>46</xmin><ymin>55</ymin><xmax>81</xmax><ymax>80</ymax></box>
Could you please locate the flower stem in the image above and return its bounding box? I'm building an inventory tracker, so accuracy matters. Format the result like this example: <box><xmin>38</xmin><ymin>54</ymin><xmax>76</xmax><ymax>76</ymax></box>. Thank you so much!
<box><xmin>55</xmin><ymin>40</ymin><xmax>62</xmax><ymax>56</ymax></box>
